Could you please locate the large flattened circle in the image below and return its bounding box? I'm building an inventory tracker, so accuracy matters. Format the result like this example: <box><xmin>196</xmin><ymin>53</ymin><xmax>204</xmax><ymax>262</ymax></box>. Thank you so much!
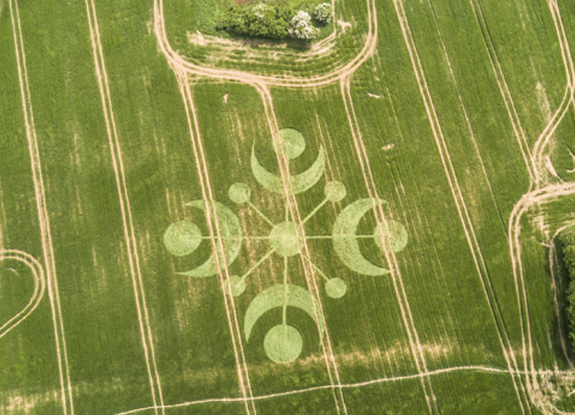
<box><xmin>325</xmin><ymin>181</ymin><xmax>347</xmax><ymax>202</ymax></box>
<box><xmin>264</xmin><ymin>324</ymin><xmax>303</xmax><ymax>363</ymax></box>
<box><xmin>229</xmin><ymin>183</ymin><xmax>251</xmax><ymax>204</ymax></box>
<box><xmin>164</xmin><ymin>220</ymin><xmax>202</xmax><ymax>256</ymax></box>
<box><xmin>325</xmin><ymin>278</ymin><xmax>347</xmax><ymax>299</ymax></box>
<box><xmin>280</xmin><ymin>128</ymin><xmax>306</xmax><ymax>160</ymax></box>
<box><xmin>269</xmin><ymin>221</ymin><xmax>302</xmax><ymax>257</ymax></box>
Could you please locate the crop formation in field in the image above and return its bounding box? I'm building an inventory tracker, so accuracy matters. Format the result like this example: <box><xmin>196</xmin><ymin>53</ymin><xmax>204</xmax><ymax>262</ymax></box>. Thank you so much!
<box><xmin>2</xmin><ymin>0</ymin><xmax>575</xmax><ymax>414</ymax></box>
<box><xmin>163</xmin><ymin>127</ymin><xmax>408</xmax><ymax>364</ymax></box>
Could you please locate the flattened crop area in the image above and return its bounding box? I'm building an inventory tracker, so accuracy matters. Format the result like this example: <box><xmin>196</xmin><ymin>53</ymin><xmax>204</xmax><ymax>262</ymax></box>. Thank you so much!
<box><xmin>2</xmin><ymin>0</ymin><xmax>575</xmax><ymax>414</ymax></box>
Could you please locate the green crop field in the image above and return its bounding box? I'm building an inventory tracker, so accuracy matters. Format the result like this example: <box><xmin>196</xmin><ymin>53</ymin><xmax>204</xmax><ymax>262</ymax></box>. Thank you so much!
<box><xmin>2</xmin><ymin>0</ymin><xmax>575</xmax><ymax>413</ymax></box>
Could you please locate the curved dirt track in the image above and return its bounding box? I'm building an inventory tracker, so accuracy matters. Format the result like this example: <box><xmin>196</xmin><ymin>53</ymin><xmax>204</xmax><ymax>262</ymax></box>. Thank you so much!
<box><xmin>83</xmin><ymin>0</ymin><xmax>167</xmax><ymax>413</ymax></box>
<box><xmin>0</xmin><ymin>250</ymin><xmax>46</xmax><ymax>340</ymax></box>
<box><xmin>391</xmin><ymin>0</ymin><xmax>575</xmax><ymax>413</ymax></box>
<box><xmin>502</xmin><ymin>1</ymin><xmax>575</xmax><ymax>413</ymax></box>
<box><xmin>153</xmin><ymin>0</ymin><xmax>377</xmax><ymax>88</ymax></box>
<box><xmin>508</xmin><ymin>1</ymin><xmax>575</xmax><ymax>414</ymax></box>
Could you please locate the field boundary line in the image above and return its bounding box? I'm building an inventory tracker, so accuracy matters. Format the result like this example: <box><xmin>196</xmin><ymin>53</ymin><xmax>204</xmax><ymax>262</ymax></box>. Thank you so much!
<box><xmin>115</xmin><ymin>364</ymin><xmax>516</xmax><ymax>415</ymax></box>
<box><xmin>83</xmin><ymin>0</ymin><xmax>166</xmax><ymax>413</ymax></box>
<box><xmin>534</xmin><ymin>88</ymin><xmax>572</xmax><ymax>183</ymax></box>
<box><xmin>8</xmin><ymin>1</ymin><xmax>75</xmax><ymax>413</ymax></box>
<box><xmin>391</xmin><ymin>0</ymin><xmax>533</xmax><ymax>412</ymax></box>
<box><xmin>178</xmin><ymin>74</ymin><xmax>256</xmax><ymax>415</ymax></box>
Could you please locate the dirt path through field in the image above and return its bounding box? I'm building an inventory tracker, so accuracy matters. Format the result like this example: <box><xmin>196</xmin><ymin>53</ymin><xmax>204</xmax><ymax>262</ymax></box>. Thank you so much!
<box><xmin>83</xmin><ymin>0</ymin><xmax>166</xmax><ymax>413</ymax></box>
<box><xmin>0</xmin><ymin>250</ymin><xmax>45</xmax><ymax>340</ymax></box>
<box><xmin>425</xmin><ymin>0</ymin><xmax>505</xmax><ymax>228</ymax></box>
<box><xmin>115</xmin><ymin>364</ymin><xmax>530</xmax><ymax>415</ymax></box>
<box><xmin>340</xmin><ymin>75</ymin><xmax>438</xmax><ymax>414</ymax></box>
<box><xmin>177</xmin><ymin>74</ymin><xmax>257</xmax><ymax>415</ymax></box>
<box><xmin>8</xmin><ymin>0</ymin><xmax>75</xmax><ymax>414</ymax></box>
<box><xmin>533</xmin><ymin>0</ymin><xmax>575</xmax><ymax>184</ymax></box>
<box><xmin>509</xmin><ymin>182</ymin><xmax>575</xmax><ymax>415</ymax></box>
<box><xmin>153</xmin><ymin>0</ymin><xmax>377</xmax><ymax>87</ymax></box>
<box><xmin>508</xmin><ymin>1</ymin><xmax>575</xmax><ymax>414</ymax></box>
<box><xmin>391</xmin><ymin>0</ymin><xmax>533</xmax><ymax>412</ymax></box>
<box><xmin>469</xmin><ymin>0</ymin><xmax>536</xmax><ymax>187</ymax></box>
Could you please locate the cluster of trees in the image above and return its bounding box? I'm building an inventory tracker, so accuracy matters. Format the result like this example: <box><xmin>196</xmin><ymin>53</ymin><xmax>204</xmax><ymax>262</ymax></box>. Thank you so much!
<box><xmin>216</xmin><ymin>2</ymin><xmax>332</xmax><ymax>41</ymax></box>
<box><xmin>558</xmin><ymin>227</ymin><xmax>575</xmax><ymax>350</ymax></box>
<box><xmin>313</xmin><ymin>3</ymin><xmax>332</xmax><ymax>24</ymax></box>
<box><xmin>289</xmin><ymin>10</ymin><xmax>319</xmax><ymax>40</ymax></box>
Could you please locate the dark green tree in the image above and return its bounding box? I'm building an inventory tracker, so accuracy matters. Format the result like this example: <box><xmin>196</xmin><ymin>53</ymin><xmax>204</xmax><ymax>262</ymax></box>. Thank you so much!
<box><xmin>216</xmin><ymin>2</ymin><xmax>295</xmax><ymax>40</ymax></box>
<box><xmin>558</xmin><ymin>228</ymin><xmax>575</xmax><ymax>349</ymax></box>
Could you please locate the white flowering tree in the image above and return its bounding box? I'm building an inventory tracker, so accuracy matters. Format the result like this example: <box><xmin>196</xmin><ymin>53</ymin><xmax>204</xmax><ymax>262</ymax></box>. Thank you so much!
<box><xmin>252</xmin><ymin>3</ymin><xmax>273</xmax><ymax>20</ymax></box>
<box><xmin>289</xmin><ymin>10</ymin><xmax>320</xmax><ymax>41</ymax></box>
<box><xmin>313</xmin><ymin>3</ymin><xmax>333</xmax><ymax>24</ymax></box>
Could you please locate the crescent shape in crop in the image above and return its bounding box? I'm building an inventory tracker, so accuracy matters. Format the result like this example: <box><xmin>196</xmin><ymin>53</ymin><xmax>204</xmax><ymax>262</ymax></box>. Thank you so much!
<box><xmin>332</xmin><ymin>198</ymin><xmax>390</xmax><ymax>276</ymax></box>
<box><xmin>244</xmin><ymin>284</ymin><xmax>325</xmax><ymax>342</ymax></box>
<box><xmin>178</xmin><ymin>200</ymin><xmax>243</xmax><ymax>278</ymax></box>
<box><xmin>250</xmin><ymin>145</ymin><xmax>326</xmax><ymax>195</ymax></box>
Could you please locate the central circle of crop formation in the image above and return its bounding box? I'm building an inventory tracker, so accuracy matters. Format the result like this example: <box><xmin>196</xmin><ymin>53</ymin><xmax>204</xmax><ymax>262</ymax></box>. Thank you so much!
<box><xmin>269</xmin><ymin>221</ymin><xmax>303</xmax><ymax>257</ymax></box>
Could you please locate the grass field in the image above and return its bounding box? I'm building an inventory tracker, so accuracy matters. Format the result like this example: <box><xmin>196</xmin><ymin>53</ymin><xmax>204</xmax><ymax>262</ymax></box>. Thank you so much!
<box><xmin>2</xmin><ymin>0</ymin><xmax>575</xmax><ymax>413</ymax></box>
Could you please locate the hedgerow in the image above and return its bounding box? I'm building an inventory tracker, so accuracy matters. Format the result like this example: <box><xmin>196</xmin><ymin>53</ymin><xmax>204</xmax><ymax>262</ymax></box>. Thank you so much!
<box><xmin>216</xmin><ymin>1</ymin><xmax>329</xmax><ymax>41</ymax></box>
<box><xmin>558</xmin><ymin>227</ymin><xmax>575</xmax><ymax>350</ymax></box>
<box><xmin>216</xmin><ymin>2</ymin><xmax>295</xmax><ymax>40</ymax></box>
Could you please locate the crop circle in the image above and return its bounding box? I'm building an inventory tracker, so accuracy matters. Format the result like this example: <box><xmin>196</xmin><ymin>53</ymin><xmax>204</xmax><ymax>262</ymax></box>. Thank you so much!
<box><xmin>229</xmin><ymin>183</ymin><xmax>251</xmax><ymax>204</ymax></box>
<box><xmin>325</xmin><ymin>277</ymin><xmax>347</xmax><ymax>299</ymax></box>
<box><xmin>264</xmin><ymin>324</ymin><xmax>303</xmax><ymax>363</ymax></box>
<box><xmin>325</xmin><ymin>181</ymin><xmax>347</xmax><ymax>202</ymax></box>
<box><xmin>269</xmin><ymin>221</ymin><xmax>302</xmax><ymax>257</ymax></box>
<box><xmin>280</xmin><ymin>128</ymin><xmax>306</xmax><ymax>160</ymax></box>
<box><xmin>164</xmin><ymin>220</ymin><xmax>202</xmax><ymax>256</ymax></box>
